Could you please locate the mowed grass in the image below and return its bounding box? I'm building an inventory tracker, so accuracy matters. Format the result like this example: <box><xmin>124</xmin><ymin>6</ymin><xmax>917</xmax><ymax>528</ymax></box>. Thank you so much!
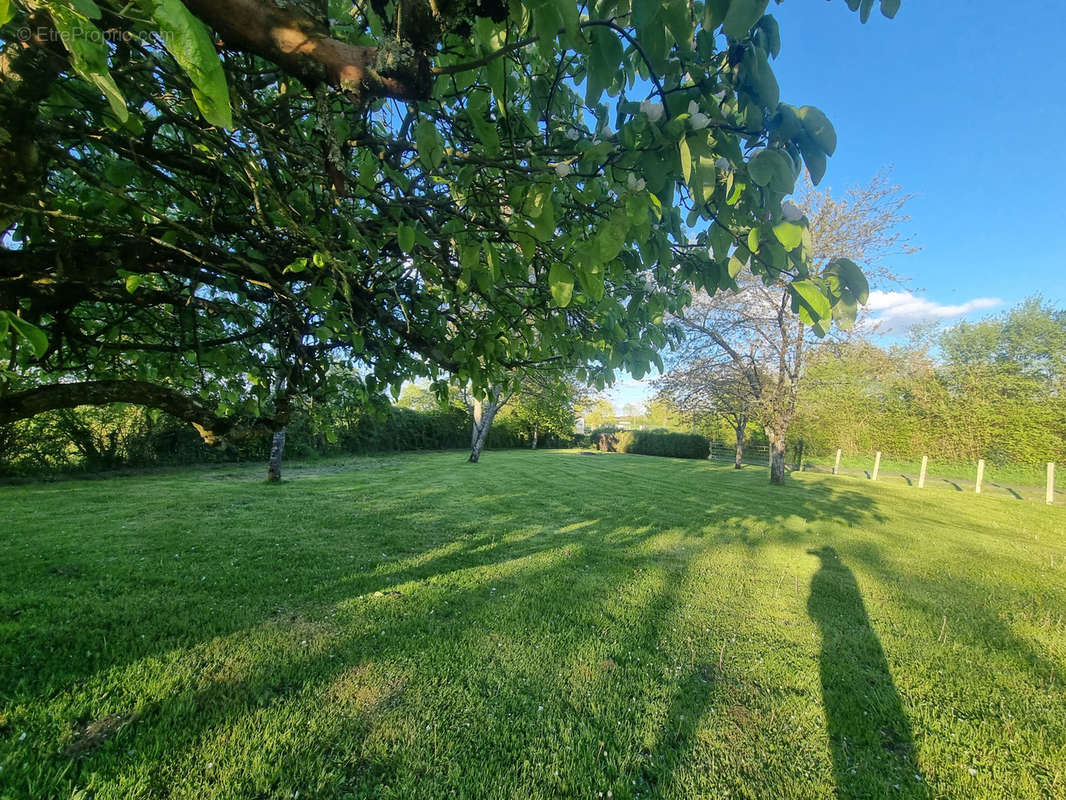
<box><xmin>1</xmin><ymin>451</ymin><xmax>1064</xmax><ymax>800</ymax></box>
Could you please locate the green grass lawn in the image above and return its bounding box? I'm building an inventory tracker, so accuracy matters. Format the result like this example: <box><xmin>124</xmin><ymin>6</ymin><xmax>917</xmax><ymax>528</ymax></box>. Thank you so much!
<box><xmin>1</xmin><ymin>451</ymin><xmax>1064</xmax><ymax>799</ymax></box>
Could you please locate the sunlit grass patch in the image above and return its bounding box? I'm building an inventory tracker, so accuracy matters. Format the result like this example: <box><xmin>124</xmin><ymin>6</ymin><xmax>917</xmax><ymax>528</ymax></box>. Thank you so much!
<box><xmin>1</xmin><ymin>451</ymin><xmax>1063</xmax><ymax>799</ymax></box>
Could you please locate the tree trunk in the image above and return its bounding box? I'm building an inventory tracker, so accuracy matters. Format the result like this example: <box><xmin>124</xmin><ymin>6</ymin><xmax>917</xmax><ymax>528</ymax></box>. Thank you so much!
<box><xmin>767</xmin><ymin>427</ymin><xmax>787</xmax><ymax>485</ymax></box>
<box><xmin>734</xmin><ymin>415</ymin><xmax>747</xmax><ymax>469</ymax></box>
<box><xmin>531</xmin><ymin>425</ymin><xmax>538</xmax><ymax>450</ymax></box>
<box><xmin>469</xmin><ymin>391</ymin><xmax>503</xmax><ymax>463</ymax></box>
<box><xmin>266</xmin><ymin>427</ymin><xmax>286</xmax><ymax>482</ymax></box>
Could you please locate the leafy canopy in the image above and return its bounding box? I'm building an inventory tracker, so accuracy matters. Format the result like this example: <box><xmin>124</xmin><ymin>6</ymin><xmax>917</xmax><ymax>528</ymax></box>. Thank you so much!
<box><xmin>0</xmin><ymin>0</ymin><xmax>898</xmax><ymax>437</ymax></box>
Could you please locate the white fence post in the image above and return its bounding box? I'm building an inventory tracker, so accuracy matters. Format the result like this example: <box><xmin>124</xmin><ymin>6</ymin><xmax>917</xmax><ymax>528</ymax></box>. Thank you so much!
<box><xmin>871</xmin><ymin>451</ymin><xmax>881</xmax><ymax>481</ymax></box>
<box><xmin>918</xmin><ymin>455</ymin><xmax>928</xmax><ymax>489</ymax></box>
<box><xmin>833</xmin><ymin>449</ymin><xmax>841</xmax><ymax>475</ymax></box>
<box><xmin>1049</xmin><ymin>463</ymin><xmax>1056</xmax><ymax>505</ymax></box>
<box><xmin>975</xmin><ymin>459</ymin><xmax>985</xmax><ymax>494</ymax></box>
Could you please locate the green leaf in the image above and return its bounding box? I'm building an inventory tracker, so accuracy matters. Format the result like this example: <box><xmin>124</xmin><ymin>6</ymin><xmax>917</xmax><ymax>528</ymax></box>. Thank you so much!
<box><xmin>662</xmin><ymin>0</ymin><xmax>694</xmax><ymax>52</ymax></box>
<box><xmin>748</xmin><ymin>148</ymin><xmax>794</xmax><ymax>192</ymax></box>
<box><xmin>796</xmin><ymin>133</ymin><xmax>827</xmax><ymax>185</ymax></box>
<box><xmin>414</xmin><ymin>119</ymin><xmax>444</xmax><ymax>169</ymax></box>
<box><xmin>588</xmin><ymin>25</ymin><xmax>623</xmax><ymax>101</ymax></box>
<box><xmin>880</xmin><ymin>0</ymin><xmax>901</xmax><ymax>18</ymax></box>
<box><xmin>148</xmin><ymin>0</ymin><xmax>233</xmax><ymax>128</ymax></box>
<box><xmin>125</xmin><ymin>274</ymin><xmax>143</xmax><ymax>293</ymax></box>
<box><xmin>710</xmin><ymin>222</ymin><xmax>733</xmax><ymax>261</ymax></box>
<box><xmin>747</xmin><ymin>227</ymin><xmax>760</xmax><ymax>253</ymax></box>
<box><xmin>797</xmin><ymin>105</ymin><xmax>837</xmax><ymax>156</ymax></box>
<box><xmin>69</xmin><ymin>0</ymin><xmax>102</xmax><ymax>17</ymax></box>
<box><xmin>772</xmin><ymin>221</ymin><xmax>803</xmax><ymax>250</ymax></box>
<box><xmin>397</xmin><ymin>224</ymin><xmax>415</xmax><ymax>254</ymax></box>
<box><xmin>790</xmin><ymin>279</ymin><xmax>831</xmax><ymax>324</ymax></box>
<box><xmin>722</xmin><ymin>0</ymin><xmax>769</xmax><ymax>39</ymax></box>
<box><xmin>825</xmin><ymin>257</ymin><xmax>870</xmax><ymax>304</ymax></box>
<box><xmin>0</xmin><ymin>0</ymin><xmax>17</xmax><ymax>24</ymax></box>
<box><xmin>5</xmin><ymin>313</ymin><xmax>49</xmax><ymax>357</ymax></box>
<box><xmin>758</xmin><ymin>14</ymin><xmax>781</xmax><ymax>58</ymax></box>
<box><xmin>48</xmin><ymin>5</ymin><xmax>128</xmax><ymax>121</ymax></box>
<box><xmin>525</xmin><ymin>183</ymin><xmax>551</xmax><ymax>219</ymax></box>
<box><xmin>548</xmin><ymin>263</ymin><xmax>575</xmax><ymax>308</ymax></box>
<box><xmin>679</xmin><ymin>136</ymin><xmax>692</xmax><ymax>186</ymax></box>
<box><xmin>859</xmin><ymin>0</ymin><xmax>875</xmax><ymax>23</ymax></box>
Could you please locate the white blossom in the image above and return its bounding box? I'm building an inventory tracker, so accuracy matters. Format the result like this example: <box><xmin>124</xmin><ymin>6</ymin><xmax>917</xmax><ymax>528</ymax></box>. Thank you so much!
<box><xmin>781</xmin><ymin>199</ymin><xmax>803</xmax><ymax>222</ymax></box>
<box><xmin>639</xmin><ymin>100</ymin><xmax>664</xmax><ymax>123</ymax></box>
<box><xmin>626</xmin><ymin>173</ymin><xmax>646</xmax><ymax>192</ymax></box>
<box><xmin>714</xmin><ymin>156</ymin><xmax>731</xmax><ymax>171</ymax></box>
<box><xmin>564</xmin><ymin>128</ymin><xmax>581</xmax><ymax>141</ymax></box>
<box><xmin>686</xmin><ymin>100</ymin><xmax>711</xmax><ymax>130</ymax></box>
<box><xmin>554</xmin><ymin>162</ymin><xmax>572</xmax><ymax>178</ymax></box>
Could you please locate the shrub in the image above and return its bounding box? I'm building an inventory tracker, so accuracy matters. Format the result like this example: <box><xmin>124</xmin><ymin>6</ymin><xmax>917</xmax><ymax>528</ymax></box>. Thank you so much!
<box><xmin>602</xmin><ymin>430</ymin><xmax>709</xmax><ymax>460</ymax></box>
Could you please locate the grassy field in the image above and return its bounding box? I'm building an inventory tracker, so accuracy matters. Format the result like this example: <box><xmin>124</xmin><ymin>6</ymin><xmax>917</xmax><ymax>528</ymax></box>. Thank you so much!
<box><xmin>1</xmin><ymin>451</ymin><xmax>1064</xmax><ymax>799</ymax></box>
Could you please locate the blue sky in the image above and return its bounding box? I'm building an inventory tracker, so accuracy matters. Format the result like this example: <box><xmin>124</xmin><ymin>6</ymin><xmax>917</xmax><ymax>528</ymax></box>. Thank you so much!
<box><xmin>608</xmin><ymin>0</ymin><xmax>1066</xmax><ymax>410</ymax></box>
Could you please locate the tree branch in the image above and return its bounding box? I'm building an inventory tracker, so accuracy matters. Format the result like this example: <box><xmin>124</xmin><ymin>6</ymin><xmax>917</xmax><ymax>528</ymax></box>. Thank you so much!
<box><xmin>0</xmin><ymin>380</ymin><xmax>284</xmax><ymax>445</ymax></box>
<box><xmin>184</xmin><ymin>0</ymin><xmax>431</xmax><ymax>103</ymax></box>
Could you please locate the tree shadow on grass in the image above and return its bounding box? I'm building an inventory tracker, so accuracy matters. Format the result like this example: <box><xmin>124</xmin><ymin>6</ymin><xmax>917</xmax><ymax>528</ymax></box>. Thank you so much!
<box><xmin>807</xmin><ymin>546</ymin><xmax>928</xmax><ymax>799</ymax></box>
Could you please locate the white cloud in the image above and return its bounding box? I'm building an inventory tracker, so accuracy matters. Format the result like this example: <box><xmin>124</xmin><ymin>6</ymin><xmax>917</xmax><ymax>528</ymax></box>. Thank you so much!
<box><xmin>863</xmin><ymin>290</ymin><xmax>1002</xmax><ymax>333</ymax></box>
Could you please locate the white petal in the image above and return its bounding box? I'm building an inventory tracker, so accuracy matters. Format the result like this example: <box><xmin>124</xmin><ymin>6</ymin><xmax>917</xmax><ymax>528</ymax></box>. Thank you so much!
<box><xmin>781</xmin><ymin>199</ymin><xmax>803</xmax><ymax>222</ymax></box>
<box><xmin>689</xmin><ymin>113</ymin><xmax>710</xmax><ymax>130</ymax></box>
<box><xmin>554</xmin><ymin>162</ymin><xmax>572</xmax><ymax>178</ymax></box>
<box><xmin>688</xmin><ymin>100</ymin><xmax>699</xmax><ymax>116</ymax></box>
<box><xmin>715</xmin><ymin>156</ymin><xmax>731</xmax><ymax>171</ymax></box>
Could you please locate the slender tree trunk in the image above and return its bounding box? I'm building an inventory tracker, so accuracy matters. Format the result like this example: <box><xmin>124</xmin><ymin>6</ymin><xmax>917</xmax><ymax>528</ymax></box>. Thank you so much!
<box><xmin>531</xmin><ymin>425</ymin><xmax>538</xmax><ymax>450</ymax></box>
<box><xmin>469</xmin><ymin>389</ymin><xmax>504</xmax><ymax>463</ymax></box>
<box><xmin>767</xmin><ymin>425</ymin><xmax>786</xmax><ymax>485</ymax></box>
<box><xmin>266</xmin><ymin>427</ymin><xmax>286</xmax><ymax>482</ymax></box>
<box><xmin>734</xmin><ymin>415</ymin><xmax>747</xmax><ymax>469</ymax></box>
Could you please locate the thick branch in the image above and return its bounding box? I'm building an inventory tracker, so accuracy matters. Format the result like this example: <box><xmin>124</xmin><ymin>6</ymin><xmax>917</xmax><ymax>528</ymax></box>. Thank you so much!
<box><xmin>0</xmin><ymin>380</ymin><xmax>283</xmax><ymax>445</ymax></box>
<box><xmin>184</xmin><ymin>0</ymin><xmax>431</xmax><ymax>102</ymax></box>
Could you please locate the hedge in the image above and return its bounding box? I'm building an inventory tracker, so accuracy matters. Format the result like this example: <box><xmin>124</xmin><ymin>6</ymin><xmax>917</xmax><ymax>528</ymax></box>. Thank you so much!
<box><xmin>597</xmin><ymin>430</ymin><xmax>710</xmax><ymax>460</ymax></box>
<box><xmin>0</xmin><ymin>404</ymin><xmax>530</xmax><ymax>477</ymax></box>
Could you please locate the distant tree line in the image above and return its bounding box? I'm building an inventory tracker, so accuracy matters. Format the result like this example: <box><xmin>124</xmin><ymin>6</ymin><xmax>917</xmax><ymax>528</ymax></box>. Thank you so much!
<box><xmin>0</xmin><ymin>399</ymin><xmax>546</xmax><ymax>479</ymax></box>
<box><xmin>789</xmin><ymin>298</ymin><xmax>1066</xmax><ymax>468</ymax></box>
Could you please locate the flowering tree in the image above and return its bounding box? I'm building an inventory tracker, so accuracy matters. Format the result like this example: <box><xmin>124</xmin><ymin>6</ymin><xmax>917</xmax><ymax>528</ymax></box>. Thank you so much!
<box><xmin>0</xmin><ymin>0</ymin><xmax>899</xmax><ymax>475</ymax></box>
<box><xmin>666</xmin><ymin>172</ymin><xmax>913</xmax><ymax>483</ymax></box>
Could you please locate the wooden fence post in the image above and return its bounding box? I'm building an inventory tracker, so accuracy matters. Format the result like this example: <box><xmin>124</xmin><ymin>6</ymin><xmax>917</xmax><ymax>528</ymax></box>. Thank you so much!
<box><xmin>871</xmin><ymin>451</ymin><xmax>881</xmax><ymax>481</ymax></box>
<box><xmin>1049</xmin><ymin>463</ymin><xmax>1056</xmax><ymax>505</ymax></box>
<box><xmin>833</xmin><ymin>448</ymin><xmax>842</xmax><ymax>475</ymax></box>
<box><xmin>975</xmin><ymin>459</ymin><xmax>985</xmax><ymax>494</ymax></box>
<box><xmin>918</xmin><ymin>456</ymin><xmax>928</xmax><ymax>489</ymax></box>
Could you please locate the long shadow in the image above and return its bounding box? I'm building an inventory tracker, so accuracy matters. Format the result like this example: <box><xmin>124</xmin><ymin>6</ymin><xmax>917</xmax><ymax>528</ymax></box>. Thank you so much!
<box><xmin>988</xmin><ymin>481</ymin><xmax>1023</xmax><ymax>500</ymax></box>
<box><xmin>807</xmin><ymin>547</ymin><xmax>928</xmax><ymax>799</ymax></box>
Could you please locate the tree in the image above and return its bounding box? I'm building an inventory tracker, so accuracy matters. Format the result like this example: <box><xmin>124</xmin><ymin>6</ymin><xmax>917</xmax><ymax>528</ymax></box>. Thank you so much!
<box><xmin>1</xmin><ymin>0</ymin><xmax>897</xmax><ymax>475</ymax></box>
<box><xmin>789</xmin><ymin>300</ymin><xmax>1066</xmax><ymax>469</ymax></box>
<box><xmin>666</xmin><ymin>171</ymin><xmax>913</xmax><ymax>483</ymax></box>
<box><xmin>656</xmin><ymin>355</ymin><xmax>756</xmax><ymax>467</ymax></box>
<box><xmin>578</xmin><ymin>397</ymin><xmax>617</xmax><ymax>431</ymax></box>
<box><xmin>506</xmin><ymin>372</ymin><xmax>586</xmax><ymax>449</ymax></box>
